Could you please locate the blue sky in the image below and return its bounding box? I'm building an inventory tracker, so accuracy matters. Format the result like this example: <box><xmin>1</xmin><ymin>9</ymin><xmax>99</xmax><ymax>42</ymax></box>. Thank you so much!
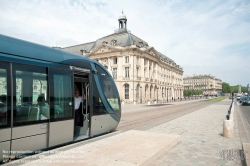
<box><xmin>0</xmin><ymin>0</ymin><xmax>249</xmax><ymax>86</ymax></box>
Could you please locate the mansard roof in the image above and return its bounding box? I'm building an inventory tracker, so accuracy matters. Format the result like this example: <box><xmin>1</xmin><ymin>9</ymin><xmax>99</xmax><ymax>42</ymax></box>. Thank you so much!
<box><xmin>183</xmin><ymin>74</ymin><xmax>222</xmax><ymax>81</ymax></box>
<box><xmin>62</xmin><ymin>41</ymin><xmax>95</xmax><ymax>55</ymax></box>
<box><xmin>93</xmin><ymin>30</ymin><xmax>147</xmax><ymax>48</ymax></box>
<box><xmin>61</xmin><ymin>30</ymin><xmax>179</xmax><ymax>67</ymax></box>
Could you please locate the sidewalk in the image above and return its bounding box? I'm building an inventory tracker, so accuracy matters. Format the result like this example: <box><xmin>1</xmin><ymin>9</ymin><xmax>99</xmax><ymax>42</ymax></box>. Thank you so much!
<box><xmin>147</xmin><ymin>99</ymin><xmax>242</xmax><ymax>166</ymax></box>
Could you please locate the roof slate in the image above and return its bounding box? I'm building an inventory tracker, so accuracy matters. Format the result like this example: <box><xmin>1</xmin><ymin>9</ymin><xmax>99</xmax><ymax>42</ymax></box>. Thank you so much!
<box><xmin>61</xmin><ymin>30</ymin><xmax>177</xmax><ymax>65</ymax></box>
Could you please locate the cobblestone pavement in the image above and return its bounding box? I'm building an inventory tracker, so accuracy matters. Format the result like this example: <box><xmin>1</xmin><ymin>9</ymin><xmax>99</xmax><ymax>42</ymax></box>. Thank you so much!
<box><xmin>147</xmin><ymin>99</ymin><xmax>243</xmax><ymax>166</ymax></box>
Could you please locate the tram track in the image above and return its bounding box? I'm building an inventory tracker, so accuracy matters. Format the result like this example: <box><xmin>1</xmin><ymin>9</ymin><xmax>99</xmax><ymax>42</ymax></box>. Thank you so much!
<box><xmin>117</xmin><ymin>101</ymin><xmax>215</xmax><ymax>131</ymax></box>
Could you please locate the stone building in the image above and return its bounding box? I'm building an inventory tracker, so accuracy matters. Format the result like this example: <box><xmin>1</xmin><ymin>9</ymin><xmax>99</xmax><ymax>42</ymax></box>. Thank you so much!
<box><xmin>61</xmin><ymin>12</ymin><xmax>184</xmax><ymax>103</ymax></box>
<box><xmin>183</xmin><ymin>74</ymin><xmax>222</xmax><ymax>95</ymax></box>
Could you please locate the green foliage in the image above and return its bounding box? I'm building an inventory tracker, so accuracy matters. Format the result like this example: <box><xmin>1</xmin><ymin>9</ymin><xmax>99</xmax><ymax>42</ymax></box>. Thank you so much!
<box><xmin>222</xmin><ymin>82</ymin><xmax>230</xmax><ymax>93</ymax></box>
<box><xmin>184</xmin><ymin>90</ymin><xmax>203</xmax><ymax>96</ymax></box>
<box><xmin>230</xmin><ymin>85</ymin><xmax>249</xmax><ymax>93</ymax></box>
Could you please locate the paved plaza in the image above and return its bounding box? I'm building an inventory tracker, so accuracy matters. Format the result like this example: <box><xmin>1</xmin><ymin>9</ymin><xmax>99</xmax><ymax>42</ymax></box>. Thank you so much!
<box><xmin>145</xmin><ymin>99</ymin><xmax>243</xmax><ymax>166</ymax></box>
<box><xmin>6</xmin><ymin>98</ymin><xmax>245</xmax><ymax>166</ymax></box>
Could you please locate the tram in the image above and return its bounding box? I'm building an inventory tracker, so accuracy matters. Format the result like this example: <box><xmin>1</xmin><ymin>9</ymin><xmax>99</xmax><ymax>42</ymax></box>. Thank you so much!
<box><xmin>0</xmin><ymin>34</ymin><xmax>121</xmax><ymax>162</ymax></box>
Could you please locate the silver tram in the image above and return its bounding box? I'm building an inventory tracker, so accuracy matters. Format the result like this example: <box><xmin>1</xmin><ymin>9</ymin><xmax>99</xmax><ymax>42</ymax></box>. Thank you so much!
<box><xmin>0</xmin><ymin>34</ymin><xmax>121</xmax><ymax>163</ymax></box>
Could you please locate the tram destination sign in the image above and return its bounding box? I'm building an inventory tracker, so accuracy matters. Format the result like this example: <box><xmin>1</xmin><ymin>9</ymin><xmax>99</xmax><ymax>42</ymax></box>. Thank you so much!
<box><xmin>70</xmin><ymin>66</ymin><xmax>90</xmax><ymax>73</ymax></box>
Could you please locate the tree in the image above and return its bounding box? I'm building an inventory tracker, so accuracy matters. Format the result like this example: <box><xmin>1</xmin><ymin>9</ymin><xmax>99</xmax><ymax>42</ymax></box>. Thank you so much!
<box><xmin>184</xmin><ymin>90</ymin><xmax>203</xmax><ymax>96</ymax></box>
<box><xmin>222</xmin><ymin>82</ymin><xmax>230</xmax><ymax>93</ymax></box>
<box><xmin>230</xmin><ymin>85</ymin><xmax>249</xmax><ymax>93</ymax></box>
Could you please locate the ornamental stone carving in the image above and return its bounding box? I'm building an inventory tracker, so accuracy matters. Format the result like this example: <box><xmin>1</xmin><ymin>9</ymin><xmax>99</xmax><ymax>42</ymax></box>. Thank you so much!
<box><xmin>97</xmin><ymin>47</ymin><xmax>111</xmax><ymax>53</ymax></box>
<box><xmin>150</xmin><ymin>50</ymin><xmax>155</xmax><ymax>56</ymax></box>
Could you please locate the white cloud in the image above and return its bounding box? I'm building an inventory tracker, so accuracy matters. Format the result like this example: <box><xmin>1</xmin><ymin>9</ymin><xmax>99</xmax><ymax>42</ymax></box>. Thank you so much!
<box><xmin>0</xmin><ymin>0</ymin><xmax>249</xmax><ymax>86</ymax></box>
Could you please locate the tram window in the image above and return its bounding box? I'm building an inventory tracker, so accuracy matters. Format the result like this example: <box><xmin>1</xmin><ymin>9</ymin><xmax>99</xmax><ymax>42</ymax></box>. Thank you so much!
<box><xmin>0</xmin><ymin>68</ymin><xmax>9</xmax><ymax>127</ymax></box>
<box><xmin>95</xmin><ymin>65</ymin><xmax>121</xmax><ymax>116</ymax></box>
<box><xmin>95</xmin><ymin>64</ymin><xmax>109</xmax><ymax>77</ymax></box>
<box><xmin>13</xmin><ymin>64</ymin><xmax>49</xmax><ymax>125</ymax></box>
<box><xmin>49</xmin><ymin>68</ymin><xmax>73</xmax><ymax>120</ymax></box>
<box><xmin>92</xmin><ymin>79</ymin><xmax>107</xmax><ymax>115</ymax></box>
<box><xmin>97</xmin><ymin>76</ymin><xmax>121</xmax><ymax>116</ymax></box>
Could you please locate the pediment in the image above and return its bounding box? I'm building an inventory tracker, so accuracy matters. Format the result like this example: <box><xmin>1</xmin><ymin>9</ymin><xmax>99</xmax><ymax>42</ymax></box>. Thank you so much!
<box><xmin>145</xmin><ymin>47</ymin><xmax>158</xmax><ymax>57</ymax></box>
<box><xmin>90</xmin><ymin>44</ymin><xmax>119</xmax><ymax>55</ymax></box>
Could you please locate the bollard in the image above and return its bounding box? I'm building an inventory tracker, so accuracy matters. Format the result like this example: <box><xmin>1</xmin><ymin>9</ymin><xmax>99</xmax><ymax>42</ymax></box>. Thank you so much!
<box><xmin>133</xmin><ymin>101</ymin><xmax>136</xmax><ymax>105</ymax></box>
<box><xmin>147</xmin><ymin>101</ymin><xmax>150</xmax><ymax>105</ymax></box>
<box><xmin>223</xmin><ymin>102</ymin><xmax>234</xmax><ymax>137</ymax></box>
<box><xmin>223</xmin><ymin>119</ymin><xmax>234</xmax><ymax>137</ymax></box>
<box><xmin>122</xmin><ymin>101</ymin><xmax>125</xmax><ymax>105</ymax></box>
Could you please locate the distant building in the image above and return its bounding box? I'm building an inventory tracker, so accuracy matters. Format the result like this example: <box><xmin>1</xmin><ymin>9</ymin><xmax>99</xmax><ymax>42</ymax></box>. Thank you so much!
<box><xmin>60</xmin><ymin>12</ymin><xmax>184</xmax><ymax>103</ymax></box>
<box><xmin>183</xmin><ymin>74</ymin><xmax>222</xmax><ymax>95</ymax></box>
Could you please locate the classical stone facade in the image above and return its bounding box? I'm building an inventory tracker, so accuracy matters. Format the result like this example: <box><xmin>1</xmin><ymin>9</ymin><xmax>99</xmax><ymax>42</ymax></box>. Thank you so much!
<box><xmin>183</xmin><ymin>74</ymin><xmax>222</xmax><ymax>95</ymax></box>
<box><xmin>61</xmin><ymin>12</ymin><xmax>184</xmax><ymax>103</ymax></box>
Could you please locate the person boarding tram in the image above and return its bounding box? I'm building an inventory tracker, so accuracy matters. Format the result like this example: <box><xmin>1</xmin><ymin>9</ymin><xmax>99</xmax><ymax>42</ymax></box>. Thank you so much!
<box><xmin>75</xmin><ymin>89</ymin><xmax>86</xmax><ymax>126</ymax></box>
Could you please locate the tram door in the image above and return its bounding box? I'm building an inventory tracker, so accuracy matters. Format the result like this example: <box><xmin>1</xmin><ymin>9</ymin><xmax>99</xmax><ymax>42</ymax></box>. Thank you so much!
<box><xmin>74</xmin><ymin>72</ymin><xmax>90</xmax><ymax>141</ymax></box>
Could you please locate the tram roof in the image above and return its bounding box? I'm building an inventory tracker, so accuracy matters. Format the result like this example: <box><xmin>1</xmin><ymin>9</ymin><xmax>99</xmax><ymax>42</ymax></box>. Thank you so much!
<box><xmin>0</xmin><ymin>34</ymin><xmax>94</xmax><ymax>65</ymax></box>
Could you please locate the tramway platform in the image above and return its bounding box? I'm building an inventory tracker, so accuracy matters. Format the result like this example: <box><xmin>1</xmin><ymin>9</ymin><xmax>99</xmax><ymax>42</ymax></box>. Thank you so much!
<box><xmin>4</xmin><ymin>130</ymin><xmax>180</xmax><ymax>166</ymax></box>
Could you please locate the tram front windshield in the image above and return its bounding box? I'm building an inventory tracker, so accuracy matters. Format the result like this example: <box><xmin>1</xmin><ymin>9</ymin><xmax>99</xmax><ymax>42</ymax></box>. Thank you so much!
<box><xmin>97</xmin><ymin>74</ymin><xmax>121</xmax><ymax>117</ymax></box>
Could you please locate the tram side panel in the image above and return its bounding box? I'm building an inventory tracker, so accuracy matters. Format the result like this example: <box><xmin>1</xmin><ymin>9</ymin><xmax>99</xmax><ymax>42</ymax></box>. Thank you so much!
<box><xmin>90</xmin><ymin>64</ymin><xmax>121</xmax><ymax>136</ymax></box>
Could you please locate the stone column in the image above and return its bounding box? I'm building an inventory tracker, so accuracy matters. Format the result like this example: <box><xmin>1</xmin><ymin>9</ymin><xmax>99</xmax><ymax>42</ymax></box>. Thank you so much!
<box><xmin>117</xmin><ymin>54</ymin><xmax>123</xmax><ymax>80</ymax></box>
<box><xmin>147</xmin><ymin>60</ymin><xmax>150</xmax><ymax>78</ymax></box>
<box><xmin>140</xmin><ymin>56</ymin><xmax>144</xmax><ymax>78</ymax></box>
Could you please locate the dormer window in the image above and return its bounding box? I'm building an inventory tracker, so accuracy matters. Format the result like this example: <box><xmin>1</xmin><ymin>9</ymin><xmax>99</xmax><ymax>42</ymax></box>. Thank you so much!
<box><xmin>111</xmin><ymin>40</ymin><xmax>117</xmax><ymax>46</ymax></box>
<box><xmin>80</xmin><ymin>50</ymin><xmax>86</xmax><ymax>55</ymax></box>
<box><xmin>102</xmin><ymin>41</ymin><xmax>108</xmax><ymax>44</ymax></box>
<box><xmin>139</xmin><ymin>42</ymin><xmax>144</xmax><ymax>47</ymax></box>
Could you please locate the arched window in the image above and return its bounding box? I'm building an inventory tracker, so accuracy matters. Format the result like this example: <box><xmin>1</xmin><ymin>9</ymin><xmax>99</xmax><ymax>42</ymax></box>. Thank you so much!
<box><xmin>125</xmin><ymin>84</ymin><xmax>129</xmax><ymax>99</ymax></box>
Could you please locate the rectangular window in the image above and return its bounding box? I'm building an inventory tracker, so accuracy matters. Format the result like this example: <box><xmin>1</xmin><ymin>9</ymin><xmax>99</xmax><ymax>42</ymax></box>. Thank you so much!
<box><xmin>13</xmin><ymin>63</ymin><xmax>49</xmax><ymax>126</ymax></box>
<box><xmin>125</xmin><ymin>67</ymin><xmax>129</xmax><ymax>77</ymax></box>
<box><xmin>49</xmin><ymin>68</ymin><xmax>73</xmax><ymax>121</ymax></box>
<box><xmin>113</xmin><ymin>68</ymin><xmax>117</xmax><ymax>79</ymax></box>
<box><xmin>125</xmin><ymin>56</ymin><xmax>129</xmax><ymax>63</ymax></box>
<box><xmin>0</xmin><ymin>62</ymin><xmax>10</xmax><ymax>128</ymax></box>
<box><xmin>113</xmin><ymin>58</ymin><xmax>117</xmax><ymax>64</ymax></box>
<box><xmin>92</xmin><ymin>76</ymin><xmax>107</xmax><ymax>115</ymax></box>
